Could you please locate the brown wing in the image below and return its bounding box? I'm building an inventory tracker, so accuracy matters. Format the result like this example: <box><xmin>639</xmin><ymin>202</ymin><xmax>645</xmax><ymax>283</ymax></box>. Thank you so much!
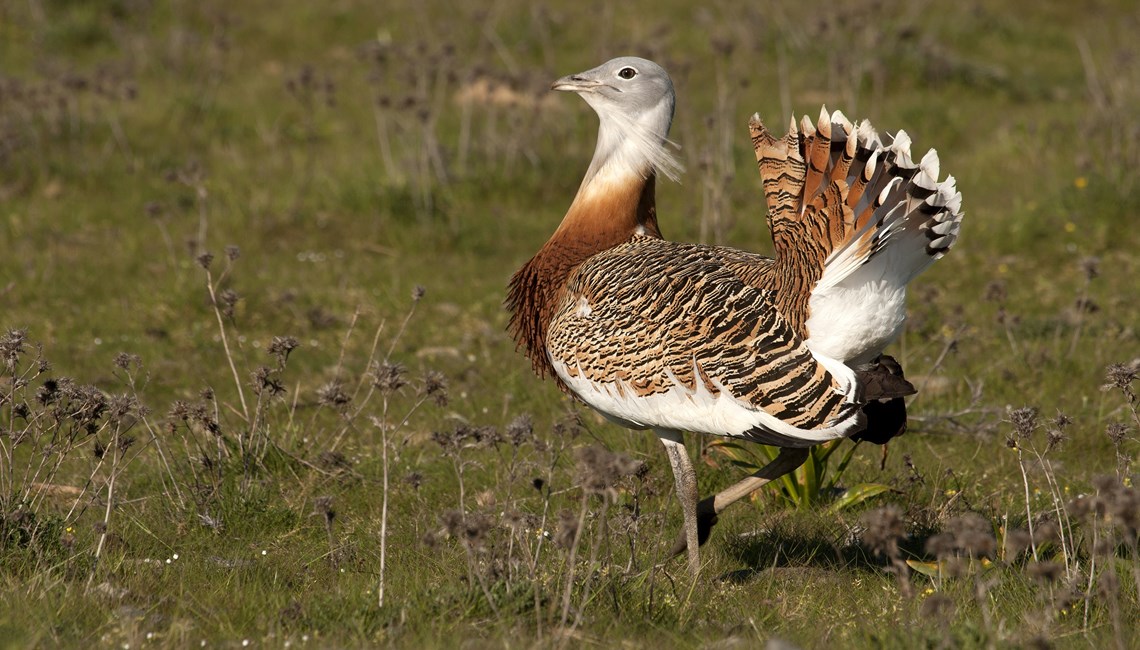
<box><xmin>544</xmin><ymin>236</ymin><xmax>864</xmax><ymax>444</ymax></box>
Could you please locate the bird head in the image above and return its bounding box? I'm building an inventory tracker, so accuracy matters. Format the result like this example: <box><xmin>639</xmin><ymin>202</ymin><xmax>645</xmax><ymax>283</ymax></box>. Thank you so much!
<box><xmin>552</xmin><ymin>57</ymin><xmax>682</xmax><ymax>183</ymax></box>
<box><xmin>552</xmin><ymin>57</ymin><xmax>674</xmax><ymax>120</ymax></box>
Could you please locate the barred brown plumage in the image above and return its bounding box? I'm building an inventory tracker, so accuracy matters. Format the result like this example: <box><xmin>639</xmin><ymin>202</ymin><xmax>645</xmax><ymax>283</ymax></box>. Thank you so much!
<box><xmin>547</xmin><ymin>235</ymin><xmax>860</xmax><ymax>443</ymax></box>
<box><xmin>506</xmin><ymin>57</ymin><xmax>961</xmax><ymax>577</ymax></box>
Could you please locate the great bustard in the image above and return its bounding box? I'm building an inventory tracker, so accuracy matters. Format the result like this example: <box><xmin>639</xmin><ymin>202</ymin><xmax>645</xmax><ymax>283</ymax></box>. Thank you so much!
<box><xmin>506</xmin><ymin>57</ymin><xmax>963</xmax><ymax>577</ymax></box>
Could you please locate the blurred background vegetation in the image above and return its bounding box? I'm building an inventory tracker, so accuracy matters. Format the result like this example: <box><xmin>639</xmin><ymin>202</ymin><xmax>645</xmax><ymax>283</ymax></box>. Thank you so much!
<box><xmin>1</xmin><ymin>0</ymin><xmax>1139</xmax><ymax>647</ymax></box>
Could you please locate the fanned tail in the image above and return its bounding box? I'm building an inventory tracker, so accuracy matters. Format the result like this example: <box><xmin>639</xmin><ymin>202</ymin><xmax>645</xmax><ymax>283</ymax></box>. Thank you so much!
<box><xmin>750</xmin><ymin>108</ymin><xmax>964</xmax><ymax>366</ymax></box>
<box><xmin>750</xmin><ymin>108</ymin><xmax>964</xmax><ymax>294</ymax></box>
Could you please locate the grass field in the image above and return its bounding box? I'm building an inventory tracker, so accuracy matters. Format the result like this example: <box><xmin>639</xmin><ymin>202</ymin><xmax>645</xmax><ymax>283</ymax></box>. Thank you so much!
<box><xmin>2</xmin><ymin>0</ymin><xmax>1140</xmax><ymax>647</ymax></box>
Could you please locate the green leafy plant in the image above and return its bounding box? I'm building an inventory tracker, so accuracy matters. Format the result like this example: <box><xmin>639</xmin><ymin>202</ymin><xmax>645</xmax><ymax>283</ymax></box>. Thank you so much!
<box><xmin>706</xmin><ymin>439</ymin><xmax>893</xmax><ymax>512</ymax></box>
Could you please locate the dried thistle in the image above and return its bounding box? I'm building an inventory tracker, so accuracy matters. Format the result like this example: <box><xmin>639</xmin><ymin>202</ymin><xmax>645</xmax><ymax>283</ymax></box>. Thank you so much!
<box><xmin>420</xmin><ymin>370</ymin><xmax>448</xmax><ymax>406</ymax></box>
<box><xmin>983</xmin><ymin>279</ymin><xmax>1007</xmax><ymax>303</ymax></box>
<box><xmin>1026</xmin><ymin>560</ymin><xmax>1065</xmax><ymax>584</ymax></box>
<box><xmin>371</xmin><ymin>361</ymin><xmax>407</xmax><ymax>393</ymax></box>
<box><xmin>316</xmin><ymin>379</ymin><xmax>351</xmax><ymax>409</ymax></box>
<box><xmin>218</xmin><ymin>289</ymin><xmax>240</xmax><ymax>320</ymax></box>
<box><xmin>1105</xmin><ymin>422</ymin><xmax>1129</xmax><ymax>445</ymax></box>
<box><xmin>575</xmin><ymin>445</ymin><xmax>644</xmax><ymax>497</ymax></box>
<box><xmin>1102</xmin><ymin>363</ymin><xmax>1137</xmax><ymax>399</ymax></box>
<box><xmin>505</xmin><ymin>413</ymin><xmax>534</xmax><ymax>447</ymax></box>
<box><xmin>403</xmin><ymin>471</ymin><xmax>423</xmax><ymax>490</ymax></box>
<box><xmin>441</xmin><ymin>510</ymin><xmax>492</xmax><ymax>550</ymax></box>
<box><xmin>925</xmin><ymin>513</ymin><xmax>995</xmax><ymax>559</ymax></box>
<box><xmin>1004</xmin><ymin>528</ymin><xmax>1032</xmax><ymax>558</ymax></box>
<box><xmin>431</xmin><ymin>424</ymin><xmax>500</xmax><ymax>454</ymax></box>
<box><xmin>0</xmin><ymin>328</ymin><xmax>26</xmax><ymax>373</ymax></box>
<box><xmin>250</xmin><ymin>366</ymin><xmax>285</xmax><ymax>397</ymax></box>
<box><xmin>112</xmin><ymin>352</ymin><xmax>140</xmax><ymax>371</ymax></box>
<box><xmin>267</xmin><ymin>336</ymin><xmax>299</xmax><ymax>367</ymax></box>
<box><xmin>1009</xmin><ymin>407</ymin><xmax>1039</xmax><ymax>440</ymax></box>
<box><xmin>860</xmin><ymin>505</ymin><xmax>905</xmax><ymax>559</ymax></box>
<box><xmin>36</xmin><ymin>378</ymin><xmax>60</xmax><ymax>405</ymax></box>
<box><xmin>1078</xmin><ymin>255</ymin><xmax>1100</xmax><ymax>281</ymax></box>
<box><xmin>554</xmin><ymin>509</ymin><xmax>579</xmax><ymax>549</ymax></box>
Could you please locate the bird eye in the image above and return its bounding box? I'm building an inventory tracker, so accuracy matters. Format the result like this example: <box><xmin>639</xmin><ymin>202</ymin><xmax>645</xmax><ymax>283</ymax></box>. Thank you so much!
<box><xmin>618</xmin><ymin>67</ymin><xmax>637</xmax><ymax>80</ymax></box>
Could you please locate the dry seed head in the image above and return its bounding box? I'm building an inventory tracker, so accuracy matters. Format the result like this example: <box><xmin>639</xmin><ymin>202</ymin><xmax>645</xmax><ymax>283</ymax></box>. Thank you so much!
<box><xmin>903</xmin><ymin>453</ymin><xmax>925</xmax><ymax>484</ymax></box>
<box><xmin>420</xmin><ymin>370</ymin><xmax>448</xmax><ymax>406</ymax></box>
<box><xmin>219</xmin><ymin>289</ymin><xmax>240</xmax><ymax>319</ymax></box>
<box><xmin>117</xmin><ymin>434</ymin><xmax>136</xmax><ymax>454</ymax></box>
<box><xmin>1027</xmin><ymin>560</ymin><xmax>1064</xmax><ymax>584</ymax></box>
<box><xmin>268</xmin><ymin>336</ymin><xmax>299</xmax><ymax>367</ymax></box>
<box><xmin>1108</xmin><ymin>484</ymin><xmax>1139</xmax><ymax>533</ymax></box>
<box><xmin>505</xmin><ymin>413</ymin><xmax>534</xmax><ymax>447</ymax></box>
<box><xmin>1091</xmin><ymin>474</ymin><xmax>1118</xmax><ymax>493</ymax></box>
<box><xmin>36</xmin><ymin>378</ymin><xmax>60</xmax><ymax>405</ymax></box>
<box><xmin>1066</xmin><ymin>494</ymin><xmax>1097</xmax><ymax>520</ymax></box>
<box><xmin>925</xmin><ymin>531</ymin><xmax>956</xmax><ymax>558</ymax></box>
<box><xmin>927</xmin><ymin>513</ymin><xmax>996</xmax><ymax>558</ymax></box>
<box><xmin>11</xmin><ymin>402</ymin><xmax>29</xmax><ymax>420</ymax></box>
<box><xmin>1102</xmin><ymin>363</ymin><xmax>1137</xmax><ymax>394</ymax></box>
<box><xmin>440</xmin><ymin>510</ymin><xmax>492</xmax><ymax>549</ymax></box>
<box><xmin>251</xmin><ymin>366</ymin><xmax>285</xmax><ymax>397</ymax></box>
<box><xmin>371</xmin><ymin>360</ymin><xmax>407</xmax><ymax>393</ymax></box>
<box><xmin>1034</xmin><ymin>519</ymin><xmax>1061</xmax><ymax>544</ymax></box>
<box><xmin>1079</xmin><ymin>255</ymin><xmax>1100</xmax><ymax>281</ymax></box>
<box><xmin>441</xmin><ymin>510</ymin><xmax>464</xmax><ymax>538</ymax></box>
<box><xmin>1004</xmin><ymin>528</ymin><xmax>1032</xmax><ymax>557</ymax></box>
<box><xmin>113</xmin><ymin>352</ymin><xmax>140</xmax><ymax>371</ymax></box>
<box><xmin>403</xmin><ymin>471</ymin><xmax>423</xmax><ymax>490</ymax></box>
<box><xmin>953</xmin><ymin>513</ymin><xmax>998</xmax><ymax>554</ymax></box>
<box><xmin>983</xmin><ymin>280</ymin><xmax>1007</xmax><ymax>303</ymax></box>
<box><xmin>316</xmin><ymin>380</ymin><xmax>350</xmax><ymax>409</ymax></box>
<box><xmin>553</xmin><ymin>411</ymin><xmax>584</xmax><ymax>439</ymax></box>
<box><xmin>575</xmin><ymin>445</ymin><xmax>645</xmax><ymax>496</ymax></box>
<box><xmin>1009</xmin><ymin>406</ymin><xmax>1039</xmax><ymax>439</ymax></box>
<box><xmin>108</xmin><ymin>393</ymin><xmax>138</xmax><ymax>419</ymax></box>
<box><xmin>0</xmin><ymin>328</ymin><xmax>27</xmax><ymax>373</ymax></box>
<box><xmin>1046</xmin><ymin>429</ymin><xmax>1066</xmax><ymax>452</ymax></box>
<box><xmin>1105</xmin><ymin>422</ymin><xmax>1129</xmax><ymax>445</ymax></box>
<box><xmin>503</xmin><ymin>509</ymin><xmax>534</xmax><ymax>532</ymax></box>
<box><xmin>859</xmin><ymin>505</ymin><xmax>905</xmax><ymax>559</ymax></box>
<box><xmin>554</xmin><ymin>509</ymin><xmax>579</xmax><ymax>549</ymax></box>
<box><xmin>1051</xmin><ymin>412</ymin><xmax>1072</xmax><ymax>431</ymax></box>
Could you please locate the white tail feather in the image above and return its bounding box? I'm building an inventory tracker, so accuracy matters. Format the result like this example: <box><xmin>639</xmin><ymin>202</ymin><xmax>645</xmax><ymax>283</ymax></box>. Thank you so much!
<box><xmin>804</xmin><ymin>115</ymin><xmax>964</xmax><ymax>363</ymax></box>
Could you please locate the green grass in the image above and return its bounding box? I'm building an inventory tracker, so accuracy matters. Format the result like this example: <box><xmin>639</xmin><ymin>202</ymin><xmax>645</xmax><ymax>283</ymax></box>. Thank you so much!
<box><xmin>2</xmin><ymin>0</ymin><xmax>1140</xmax><ymax>647</ymax></box>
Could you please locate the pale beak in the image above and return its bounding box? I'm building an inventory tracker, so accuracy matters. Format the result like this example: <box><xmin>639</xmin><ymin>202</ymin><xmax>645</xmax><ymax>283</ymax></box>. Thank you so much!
<box><xmin>551</xmin><ymin>73</ymin><xmax>603</xmax><ymax>92</ymax></box>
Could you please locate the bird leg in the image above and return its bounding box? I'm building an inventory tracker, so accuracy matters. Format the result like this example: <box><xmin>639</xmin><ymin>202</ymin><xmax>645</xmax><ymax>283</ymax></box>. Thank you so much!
<box><xmin>656</xmin><ymin>430</ymin><xmax>700</xmax><ymax>577</ymax></box>
<box><xmin>670</xmin><ymin>446</ymin><xmax>809</xmax><ymax>557</ymax></box>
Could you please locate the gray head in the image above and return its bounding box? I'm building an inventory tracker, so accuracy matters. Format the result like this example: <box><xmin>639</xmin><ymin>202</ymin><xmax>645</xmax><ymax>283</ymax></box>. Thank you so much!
<box><xmin>552</xmin><ymin>57</ymin><xmax>682</xmax><ymax>183</ymax></box>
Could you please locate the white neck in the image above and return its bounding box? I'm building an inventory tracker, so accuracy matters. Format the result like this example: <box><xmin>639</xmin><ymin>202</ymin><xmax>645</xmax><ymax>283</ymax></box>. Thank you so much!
<box><xmin>578</xmin><ymin>96</ymin><xmax>682</xmax><ymax>190</ymax></box>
